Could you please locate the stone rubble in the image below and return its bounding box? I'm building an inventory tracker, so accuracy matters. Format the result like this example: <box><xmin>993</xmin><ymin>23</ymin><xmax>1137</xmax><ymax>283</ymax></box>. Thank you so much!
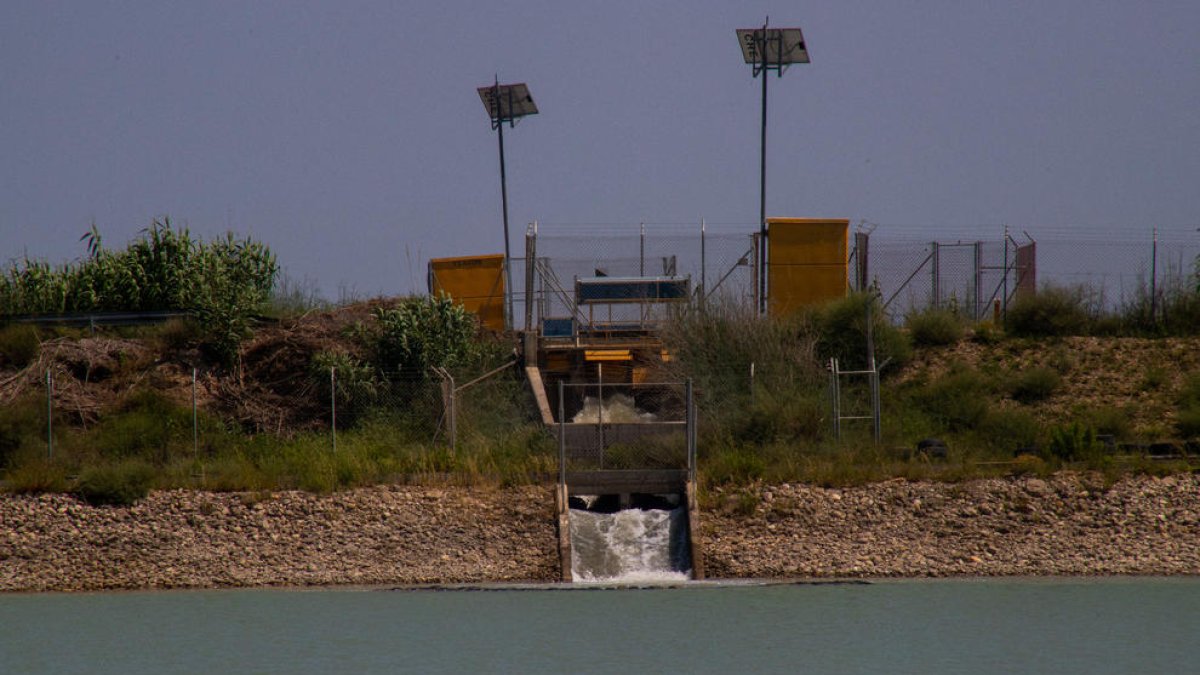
<box><xmin>1</xmin><ymin>473</ymin><xmax>1198</xmax><ymax>592</ymax></box>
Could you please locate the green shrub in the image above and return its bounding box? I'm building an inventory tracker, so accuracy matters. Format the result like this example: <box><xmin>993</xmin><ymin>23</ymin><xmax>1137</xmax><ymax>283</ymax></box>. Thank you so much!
<box><xmin>1004</xmin><ymin>285</ymin><xmax>1095</xmax><ymax>337</ymax></box>
<box><xmin>88</xmin><ymin>390</ymin><xmax>193</xmax><ymax>461</ymax></box>
<box><xmin>729</xmin><ymin>389</ymin><xmax>824</xmax><ymax>446</ymax></box>
<box><xmin>1140</xmin><ymin>365</ymin><xmax>1168</xmax><ymax>391</ymax></box>
<box><xmin>910</xmin><ymin>365</ymin><xmax>993</xmax><ymax>431</ymax></box>
<box><xmin>971</xmin><ymin>321</ymin><xmax>1002</xmax><ymax>345</ymax></box>
<box><xmin>311</xmin><ymin>350</ymin><xmax>378</xmax><ymax>426</ymax></box>
<box><xmin>1077</xmin><ymin>405</ymin><xmax>1133</xmax><ymax>439</ymax></box>
<box><xmin>5</xmin><ymin>458</ymin><xmax>69</xmax><ymax>494</ymax></box>
<box><xmin>808</xmin><ymin>292</ymin><xmax>910</xmax><ymax>371</ymax></box>
<box><xmin>0</xmin><ymin>396</ymin><xmax>45</xmax><ymax>467</ymax></box>
<box><xmin>0</xmin><ymin>220</ymin><xmax>277</xmax><ymax>367</ymax></box>
<box><xmin>701</xmin><ymin>442</ymin><xmax>767</xmax><ymax>486</ymax></box>
<box><xmin>0</xmin><ymin>324</ymin><xmax>41</xmax><ymax>368</ymax></box>
<box><xmin>1009</xmin><ymin>367</ymin><xmax>1062</xmax><ymax>403</ymax></box>
<box><xmin>372</xmin><ymin>295</ymin><xmax>481</xmax><ymax>377</ymax></box>
<box><xmin>1179</xmin><ymin>373</ymin><xmax>1200</xmax><ymax>408</ymax></box>
<box><xmin>906</xmin><ymin>307</ymin><xmax>964</xmax><ymax>347</ymax></box>
<box><xmin>1047</xmin><ymin>422</ymin><xmax>1103</xmax><ymax>462</ymax></box>
<box><xmin>76</xmin><ymin>460</ymin><xmax>156</xmax><ymax>505</ymax></box>
<box><xmin>977</xmin><ymin>409</ymin><xmax>1041</xmax><ymax>451</ymax></box>
<box><xmin>1175</xmin><ymin>407</ymin><xmax>1200</xmax><ymax>438</ymax></box>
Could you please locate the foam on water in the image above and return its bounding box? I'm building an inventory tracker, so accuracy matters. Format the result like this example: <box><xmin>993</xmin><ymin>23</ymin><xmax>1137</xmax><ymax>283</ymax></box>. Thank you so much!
<box><xmin>569</xmin><ymin>506</ymin><xmax>691</xmax><ymax>583</ymax></box>
<box><xmin>571</xmin><ymin>393</ymin><xmax>657</xmax><ymax>423</ymax></box>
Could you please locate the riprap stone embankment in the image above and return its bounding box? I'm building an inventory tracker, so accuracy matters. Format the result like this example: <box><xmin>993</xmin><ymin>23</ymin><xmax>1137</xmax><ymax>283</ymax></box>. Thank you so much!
<box><xmin>2</xmin><ymin>473</ymin><xmax>1198</xmax><ymax>592</ymax></box>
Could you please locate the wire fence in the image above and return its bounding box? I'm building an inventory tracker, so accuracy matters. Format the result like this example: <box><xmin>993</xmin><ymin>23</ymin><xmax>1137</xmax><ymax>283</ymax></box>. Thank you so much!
<box><xmin>502</xmin><ymin>222</ymin><xmax>1198</xmax><ymax>328</ymax></box>
<box><xmin>867</xmin><ymin>229</ymin><xmax>1200</xmax><ymax>322</ymax></box>
<box><xmin>27</xmin><ymin>363</ymin><xmax>535</xmax><ymax>460</ymax></box>
<box><xmin>556</xmin><ymin>380</ymin><xmax>695</xmax><ymax>478</ymax></box>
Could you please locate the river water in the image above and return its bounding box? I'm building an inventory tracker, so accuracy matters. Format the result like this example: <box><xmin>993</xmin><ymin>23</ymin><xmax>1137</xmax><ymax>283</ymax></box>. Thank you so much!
<box><xmin>2</xmin><ymin>578</ymin><xmax>1197</xmax><ymax>674</ymax></box>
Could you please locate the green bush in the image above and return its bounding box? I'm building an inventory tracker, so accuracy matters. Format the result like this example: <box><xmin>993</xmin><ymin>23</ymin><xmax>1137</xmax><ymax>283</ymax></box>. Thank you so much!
<box><xmin>87</xmin><ymin>390</ymin><xmax>193</xmax><ymax>461</ymax></box>
<box><xmin>808</xmin><ymin>292</ymin><xmax>910</xmax><ymax>371</ymax></box>
<box><xmin>702</xmin><ymin>443</ymin><xmax>767</xmax><ymax>486</ymax></box>
<box><xmin>1077</xmin><ymin>405</ymin><xmax>1133</xmax><ymax>440</ymax></box>
<box><xmin>372</xmin><ymin>295</ymin><xmax>481</xmax><ymax>377</ymax></box>
<box><xmin>0</xmin><ymin>396</ymin><xmax>45</xmax><ymax>467</ymax></box>
<box><xmin>1004</xmin><ymin>285</ymin><xmax>1095</xmax><ymax>337</ymax></box>
<box><xmin>0</xmin><ymin>324</ymin><xmax>41</xmax><ymax>368</ymax></box>
<box><xmin>977</xmin><ymin>409</ymin><xmax>1041</xmax><ymax>452</ymax></box>
<box><xmin>5</xmin><ymin>458</ymin><xmax>69</xmax><ymax>494</ymax></box>
<box><xmin>0</xmin><ymin>220</ymin><xmax>278</xmax><ymax>367</ymax></box>
<box><xmin>906</xmin><ymin>307</ymin><xmax>964</xmax><ymax>347</ymax></box>
<box><xmin>909</xmin><ymin>365</ymin><xmax>993</xmax><ymax>431</ymax></box>
<box><xmin>1009</xmin><ymin>367</ymin><xmax>1062</xmax><ymax>403</ymax></box>
<box><xmin>311</xmin><ymin>350</ymin><xmax>378</xmax><ymax>425</ymax></box>
<box><xmin>1174</xmin><ymin>407</ymin><xmax>1200</xmax><ymax>439</ymax></box>
<box><xmin>1047</xmin><ymin>422</ymin><xmax>1103</xmax><ymax>462</ymax></box>
<box><xmin>76</xmin><ymin>460</ymin><xmax>156</xmax><ymax>505</ymax></box>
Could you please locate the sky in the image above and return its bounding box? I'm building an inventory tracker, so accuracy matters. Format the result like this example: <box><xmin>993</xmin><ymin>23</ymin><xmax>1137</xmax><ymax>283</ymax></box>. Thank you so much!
<box><xmin>3</xmin><ymin>0</ymin><xmax>1198</xmax><ymax>299</ymax></box>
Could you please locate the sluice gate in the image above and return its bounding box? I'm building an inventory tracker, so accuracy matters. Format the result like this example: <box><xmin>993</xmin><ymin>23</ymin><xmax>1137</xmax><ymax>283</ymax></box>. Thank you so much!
<box><xmin>544</xmin><ymin>376</ymin><xmax>704</xmax><ymax>582</ymax></box>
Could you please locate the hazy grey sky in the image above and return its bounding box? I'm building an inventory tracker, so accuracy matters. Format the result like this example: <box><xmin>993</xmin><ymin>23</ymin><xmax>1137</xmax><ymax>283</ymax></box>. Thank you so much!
<box><xmin>3</xmin><ymin>1</ymin><xmax>1198</xmax><ymax>298</ymax></box>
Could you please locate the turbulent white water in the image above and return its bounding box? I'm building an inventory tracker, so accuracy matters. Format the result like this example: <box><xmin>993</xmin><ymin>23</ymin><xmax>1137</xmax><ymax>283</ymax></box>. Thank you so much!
<box><xmin>571</xmin><ymin>393</ymin><xmax>657</xmax><ymax>424</ymax></box>
<box><xmin>569</xmin><ymin>506</ymin><xmax>691</xmax><ymax>583</ymax></box>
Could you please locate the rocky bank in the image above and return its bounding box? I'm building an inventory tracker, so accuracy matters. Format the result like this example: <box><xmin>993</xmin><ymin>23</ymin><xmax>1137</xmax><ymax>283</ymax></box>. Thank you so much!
<box><xmin>2</xmin><ymin>473</ymin><xmax>1199</xmax><ymax>592</ymax></box>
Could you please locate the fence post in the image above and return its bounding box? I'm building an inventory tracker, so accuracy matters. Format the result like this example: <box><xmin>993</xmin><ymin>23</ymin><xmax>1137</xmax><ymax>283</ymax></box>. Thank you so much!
<box><xmin>46</xmin><ymin>369</ymin><xmax>52</xmax><ymax>459</ymax></box>
<box><xmin>1003</xmin><ymin>226</ymin><xmax>1009</xmax><ymax>321</ymax></box>
<box><xmin>558</xmin><ymin>380</ymin><xmax>566</xmax><ymax>487</ymax></box>
<box><xmin>700</xmin><ymin>219</ymin><xmax>707</xmax><ymax>310</ymax></box>
<box><xmin>330</xmin><ymin>366</ymin><xmax>337</xmax><ymax>453</ymax></box>
<box><xmin>639</xmin><ymin>222</ymin><xmax>646</xmax><ymax>277</ymax></box>
<box><xmin>686</xmin><ymin>379</ymin><xmax>696</xmax><ymax>486</ymax></box>
<box><xmin>597</xmin><ymin>363</ymin><xmax>604</xmax><ymax>469</ymax></box>
<box><xmin>192</xmin><ymin>367</ymin><xmax>198</xmax><ymax>458</ymax></box>
<box><xmin>931</xmin><ymin>241</ymin><xmax>940</xmax><ymax>309</ymax></box>
<box><xmin>1151</xmin><ymin>227</ymin><xmax>1159</xmax><ymax>324</ymax></box>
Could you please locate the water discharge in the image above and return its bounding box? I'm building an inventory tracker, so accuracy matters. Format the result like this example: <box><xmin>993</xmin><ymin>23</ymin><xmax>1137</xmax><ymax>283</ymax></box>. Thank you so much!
<box><xmin>569</xmin><ymin>506</ymin><xmax>691</xmax><ymax>583</ymax></box>
<box><xmin>570</xmin><ymin>393</ymin><xmax>657</xmax><ymax>423</ymax></box>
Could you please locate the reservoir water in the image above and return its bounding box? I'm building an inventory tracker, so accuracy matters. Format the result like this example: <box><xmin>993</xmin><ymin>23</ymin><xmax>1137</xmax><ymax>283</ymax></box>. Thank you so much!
<box><xmin>2</xmin><ymin>578</ymin><xmax>1198</xmax><ymax>674</ymax></box>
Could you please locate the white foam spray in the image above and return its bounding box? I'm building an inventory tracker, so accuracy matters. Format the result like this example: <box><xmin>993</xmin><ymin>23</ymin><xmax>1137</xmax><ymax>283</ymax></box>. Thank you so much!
<box><xmin>569</xmin><ymin>507</ymin><xmax>691</xmax><ymax>583</ymax></box>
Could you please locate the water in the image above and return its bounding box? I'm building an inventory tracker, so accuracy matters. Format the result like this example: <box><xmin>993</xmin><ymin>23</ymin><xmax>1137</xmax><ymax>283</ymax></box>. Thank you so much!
<box><xmin>569</xmin><ymin>507</ymin><xmax>691</xmax><ymax>582</ymax></box>
<box><xmin>3</xmin><ymin>579</ymin><xmax>1198</xmax><ymax>674</ymax></box>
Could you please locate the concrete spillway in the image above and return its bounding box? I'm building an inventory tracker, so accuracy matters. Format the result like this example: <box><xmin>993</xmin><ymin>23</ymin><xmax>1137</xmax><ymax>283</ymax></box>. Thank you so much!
<box><xmin>568</xmin><ymin>505</ymin><xmax>691</xmax><ymax>582</ymax></box>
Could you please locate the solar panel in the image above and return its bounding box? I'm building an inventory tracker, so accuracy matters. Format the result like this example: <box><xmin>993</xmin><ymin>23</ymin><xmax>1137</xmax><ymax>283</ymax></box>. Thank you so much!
<box><xmin>477</xmin><ymin>83</ymin><xmax>538</xmax><ymax>121</ymax></box>
<box><xmin>736</xmin><ymin>28</ymin><xmax>809</xmax><ymax>65</ymax></box>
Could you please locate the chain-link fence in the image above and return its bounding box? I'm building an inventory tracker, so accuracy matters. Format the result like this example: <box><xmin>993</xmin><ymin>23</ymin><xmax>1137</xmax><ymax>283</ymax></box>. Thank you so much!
<box><xmin>504</xmin><ymin>223</ymin><xmax>1199</xmax><ymax>326</ymax></box>
<box><xmin>866</xmin><ymin>229</ymin><xmax>1199</xmax><ymax>322</ymax></box>
<box><xmin>509</xmin><ymin>223</ymin><xmax>758</xmax><ymax>334</ymax></box>
<box><xmin>555</xmin><ymin>380</ymin><xmax>695</xmax><ymax>479</ymax></box>
<box><xmin>22</xmin><ymin>362</ymin><xmax>534</xmax><ymax>461</ymax></box>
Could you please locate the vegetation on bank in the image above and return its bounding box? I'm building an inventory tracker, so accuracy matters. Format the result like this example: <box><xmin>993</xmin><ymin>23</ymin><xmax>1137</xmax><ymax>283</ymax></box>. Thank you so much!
<box><xmin>2</xmin><ymin>237</ymin><xmax>1199</xmax><ymax>504</ymax></box>
<box><xmin>0</xmin><ymin>220</ymin><xmax>277</xmax><ymax>365</ymax></box>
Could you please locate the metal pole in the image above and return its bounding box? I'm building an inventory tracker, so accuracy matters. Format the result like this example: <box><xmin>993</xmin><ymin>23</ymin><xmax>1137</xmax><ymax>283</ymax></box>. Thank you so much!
<box><xmin>558</xmin><ymin>380</ymin><xmax>566</xmax><ymax>486</ymax></box>
<box><xmin>192</xmin><ymin>367</ymin><xmax>198</xmax><ymax>458</ymax></box>
<box><xmin>495</xmin><ymin>80</ymin><xmax>514</xmax><ymax>331</ymax></box>
<box><xmin>46</xmin><ymin>369</ymin><xmax>52</xmax><ymax>459</ymax></box>
<box><xmin>330</xmin><ymin>366</ymin><xmax>337</xmax><ymax>453</ymax></box>
<box><xmin>700</xmin><ymin>219</ymin><xmax>707</xmax><ymax>309</ymax></box>
<box><xmin>686</xmin><ymin>379</ymin><xmax>696</xmax><ymax>485</ymax></box>
<box><xmin>758</xmin><ymin>23</ymin><xmax>770</xmax><ymax>316</ymax></box>
<box><xmin>597</xmin><ymin>363</ymin><xmax>604</xmax><ymax>469</ymax></box>
<box><xmin>1003</xmin><ymin>226</ymin><xmax>1009</xmax><ymax>320</ymax></box>
<box><xmin>640</xmin><ymin>222</ymin><xmax>645</xmax><ymax>277</ymax></box>
<box><xmin>524</xmin><ymin>224</ymin><xmax>536</xmax><ymax>334</ymax></box>
<box><xmin>931</xmin><ymin>241</ymin><xmax>940</xmax><ymax>309</ymax></box>
<box><xmin>1151</xmin><ymin>227</ymin><xmax>1159</xmax><ymax>324</ymax></box>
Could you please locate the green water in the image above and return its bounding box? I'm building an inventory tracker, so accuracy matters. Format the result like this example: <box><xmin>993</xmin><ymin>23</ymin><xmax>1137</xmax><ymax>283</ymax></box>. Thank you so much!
<box><xmin>1</xmin><ymin>578</ymin><xmax>1197</xmax><ymax>674</ymax></box>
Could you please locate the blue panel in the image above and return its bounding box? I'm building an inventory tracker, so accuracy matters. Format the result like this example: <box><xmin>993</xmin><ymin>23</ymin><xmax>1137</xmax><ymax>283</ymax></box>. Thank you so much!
<box><xmin>575</xmin><ymin>276</ymin><xmax>690</xmax><ymax>303</ymax></box>
<box><xmin>542</xmin><ymin>317</ymin><xmax>574</xmax><ymax>337</ymax></box>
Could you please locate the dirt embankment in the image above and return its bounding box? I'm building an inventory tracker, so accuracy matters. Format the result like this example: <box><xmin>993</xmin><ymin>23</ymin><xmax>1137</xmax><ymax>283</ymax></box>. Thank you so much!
<box><xmin>2</xmin><ymin>473</ymin><xmax>1199</xmax><ymax>592</ymax></box>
